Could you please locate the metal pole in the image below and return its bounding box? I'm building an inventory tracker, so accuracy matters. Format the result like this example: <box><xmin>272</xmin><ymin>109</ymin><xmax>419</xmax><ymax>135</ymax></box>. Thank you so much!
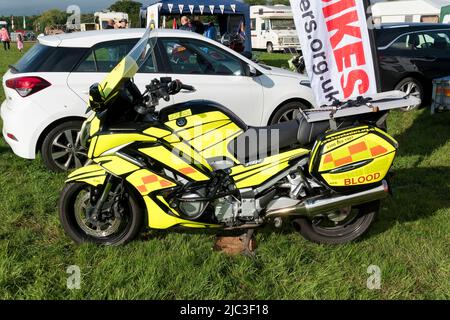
<box><xmin>363</xmin><ymin>0</ymin><xmax>382</xmax><ymax>93</ymax></box>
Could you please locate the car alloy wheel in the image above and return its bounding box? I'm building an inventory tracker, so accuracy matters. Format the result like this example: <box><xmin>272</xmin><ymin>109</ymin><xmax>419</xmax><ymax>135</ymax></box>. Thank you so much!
<box><xmin>51</xmin><ymin>128</ymin><xmax>88</xmax><ymax>171</ymax></box>
<box><xmin>278</xmin><ymin>108</ymin><xmax>301</xmax><ymax>123</ymax></box>
<box><xmin>270</xmin><ymin>101</ymin><xmax>309</xmax><ymax>125</ymax></box>
<box><xmin>395</xmin><ymin>78</ymin><xmax>423</xmax><ymax>112</ymax></box>
<box><xmin>41</xmin><ymin>120</ymin><xmax>88</xmax><ymax>172</ymax></box>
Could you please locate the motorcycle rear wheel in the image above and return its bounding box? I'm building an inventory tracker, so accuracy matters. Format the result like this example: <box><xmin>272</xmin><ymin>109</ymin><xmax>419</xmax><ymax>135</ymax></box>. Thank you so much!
<box><xmin>58</xmin><ymin>182</ymin><xmax>144</xmax><ymax>245</ymax></box>
<box><xmin>293</xmin><ymin>201</ymin><xmax>379</xmax><ymax>244</ymax></box>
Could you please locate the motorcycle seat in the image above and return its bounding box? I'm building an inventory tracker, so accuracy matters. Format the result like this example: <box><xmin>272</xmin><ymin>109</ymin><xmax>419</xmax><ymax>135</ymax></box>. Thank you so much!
<box><xmin>228</xmin><ymin>114</ymin><xmax>330</xmax><ymax>164</ymax></box>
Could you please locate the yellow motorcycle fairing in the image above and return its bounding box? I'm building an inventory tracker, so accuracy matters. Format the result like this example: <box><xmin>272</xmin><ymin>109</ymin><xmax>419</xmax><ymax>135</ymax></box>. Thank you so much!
<box><xmin>66</xmin><ymin>164</ymin><xmax>107</xmax><ymax>186</ymax></box>
<box><xmin>143</xmin><ymin>195</ymin><xmax>220</xmax><ymax>229</ymax></box>
<box><xmin>231</xmin><ymin>148</ymin><xmax>310</xmax><ymax>189</ymax></box>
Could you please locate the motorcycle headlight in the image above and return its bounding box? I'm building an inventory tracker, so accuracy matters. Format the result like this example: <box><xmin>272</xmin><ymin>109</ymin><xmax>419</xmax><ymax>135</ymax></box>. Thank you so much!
<box><xmin>79</xmin><ymin>121</ymin><xmax>91</xmax><ymax>149</ymax></box>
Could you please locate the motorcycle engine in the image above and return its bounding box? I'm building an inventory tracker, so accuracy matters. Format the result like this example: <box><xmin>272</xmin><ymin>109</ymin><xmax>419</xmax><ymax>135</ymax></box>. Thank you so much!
<box><xmin>214</xmin><ymin>196</ymin><xmax>259</xmax><ymax>226</ymax></box>
<box><xmin>178</xmin><ymin>190</ymin><xmax>208</xmax><ymax>220</ymax></box>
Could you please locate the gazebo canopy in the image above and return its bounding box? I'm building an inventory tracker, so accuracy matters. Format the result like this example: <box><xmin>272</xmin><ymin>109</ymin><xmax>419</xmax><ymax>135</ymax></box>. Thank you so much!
<box><xmin>146</xmin><ymin>0</ymin><xmax>249</xmax><ymax>16</ymax></box>
<box><xmin>143</xmin><ymin>0</ymin><xmax>251</xmax><ymax>52</ymax></box>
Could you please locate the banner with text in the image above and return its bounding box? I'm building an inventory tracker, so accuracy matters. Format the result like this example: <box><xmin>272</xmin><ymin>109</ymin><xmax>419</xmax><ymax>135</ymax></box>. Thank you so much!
<box><xmin>290</xmin><ymin>0</ymin><xmax>377</xmax><ymax>107</ymax></box>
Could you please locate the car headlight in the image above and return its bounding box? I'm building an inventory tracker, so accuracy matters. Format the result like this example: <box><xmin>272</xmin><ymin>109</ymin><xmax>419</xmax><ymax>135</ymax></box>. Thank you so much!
<box><xmin>79</xmin><ymin>121</ymin><xmax>91</xmax><ymax>149</ymax></box>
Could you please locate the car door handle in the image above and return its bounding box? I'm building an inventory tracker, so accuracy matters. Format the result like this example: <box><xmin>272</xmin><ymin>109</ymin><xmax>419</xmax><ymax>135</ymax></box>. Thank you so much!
<box><xmin>423</xmin><ymin>56</ymin><xmax>437</xmax><ymax>61</ymax></box>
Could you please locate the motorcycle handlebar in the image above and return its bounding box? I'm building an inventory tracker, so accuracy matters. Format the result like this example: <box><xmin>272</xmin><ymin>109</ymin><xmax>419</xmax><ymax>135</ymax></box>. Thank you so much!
<box><xmin>180</xmin><ymin>84</ymin><xmax>195</xmax><ymax>92</ymax></box>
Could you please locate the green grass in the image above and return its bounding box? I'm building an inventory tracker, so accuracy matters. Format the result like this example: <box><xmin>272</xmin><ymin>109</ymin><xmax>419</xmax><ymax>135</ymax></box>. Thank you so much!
<box><xmin>0</xmin><ymin>46</ymin><xmax>449</xmax><ymax>299</ymax></box>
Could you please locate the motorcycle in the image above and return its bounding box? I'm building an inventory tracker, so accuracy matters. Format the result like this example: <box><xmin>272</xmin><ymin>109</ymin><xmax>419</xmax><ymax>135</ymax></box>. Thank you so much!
<box><xmin>58</xmin><ymin>28</ymin><xmax>416</xmax><ymax>246</ymax></box>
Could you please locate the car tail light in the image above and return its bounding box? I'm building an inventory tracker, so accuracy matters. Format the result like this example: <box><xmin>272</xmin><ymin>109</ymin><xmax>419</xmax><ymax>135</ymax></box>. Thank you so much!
<box><xmin>5</xmin><ymin>76</ymin><xmax>51</xmax><ymax>97</ymax></box>
<box><xmin>6</xmin><ymin>133</ymin><xmax>18</xmax><ymax>141</ymax></box>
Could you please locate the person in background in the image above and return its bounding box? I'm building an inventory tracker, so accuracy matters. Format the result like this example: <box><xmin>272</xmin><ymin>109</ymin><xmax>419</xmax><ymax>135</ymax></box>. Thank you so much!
<box><xmin>205</xmin><ymin>22</ymin><xmax>217</xmax><ymax>41</ymax></box>
<box><xmin>1</xmin><ymin>27</ymin><xmax>11</xmax><ymax>50</ymax></box>
<box><xmin>179</xmin><ymin>16</ymin><xmax>193</xmax><ymax>32</ymax></box>
<box><xmin>16</xmin><ymin>32</ymin><xmax>24</xmax><ymax>52</ymax></box>
<box><xmin>118</xmin><ymin>19</ymin><xmax>128</xmax><ymax>29</ymax></box>
<box><xmin>105</xmin><ymin>19</ymin><xmax>115</xmax><ymax>29</ymax></box>
<box><xmin>237</xmin><ymin>21</ymin><xmax>246</xmax><ymax>42</ymax></box>
<box><xmin>191</xmin><ymin>18</ymin><xmax>204</xmax><ymax>35</ymax></box>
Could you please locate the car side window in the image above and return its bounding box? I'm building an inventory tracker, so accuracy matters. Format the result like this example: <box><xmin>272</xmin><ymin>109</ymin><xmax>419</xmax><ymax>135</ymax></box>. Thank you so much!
<box><xmin>390</xmin><ymin>33</ymin><xmax>426</xmax><ymax>51</ymax></box>
<box><xmin>159</xmin><ymin>38</ymin><xmax>245</xmax><ymax>76</ymax></box>
<box><xmin>75</xmin><ymin>39</ymin><xmax>138</xmax><ymax>73</ymax></box>
<box><xmin>421</xmin><ymin>31</ymin><xmax>450</xmax><ymax>50</ymax></box>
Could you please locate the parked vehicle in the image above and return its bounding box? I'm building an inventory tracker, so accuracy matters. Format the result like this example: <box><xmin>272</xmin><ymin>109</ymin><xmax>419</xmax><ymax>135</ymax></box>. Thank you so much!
<box><xmin>80</xmin><ymin>23</ymin><xmax>97</xmax><ymax>32</ymax></box>
<box><xmin>375</xmin><ymin>23</ymin><xmax>450</xmax><ymax>110</ymax></box>
<box><xmin>1</xmin><ymin>29</ymin><xmax>315</xmax><ymax>172</ymax></box>
<box><xmin>250</xmin><ymin>5</ymin><xmax>300</xmax><ymax>53</ymax></box>
<box><xmin>58</xmin><ymin>28</ymin><xmax>418</xmax><ymax>246</ymax></box>
<box><xmin>94</xmin><ymin>11</ymin><xmax>129</xmax><ymax>30</ymax></box>
<box><xmin>371</xmin><ymin>0</ymin><xmax>446</xmax><ymax>24</ymax></box>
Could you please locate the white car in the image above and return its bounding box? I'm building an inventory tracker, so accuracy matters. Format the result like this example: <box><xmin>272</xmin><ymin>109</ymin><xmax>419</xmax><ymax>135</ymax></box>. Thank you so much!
<box><xmin>1</xmin><ymin>29</ymin><xmax>315</xmax><ymax>172</ymax></box>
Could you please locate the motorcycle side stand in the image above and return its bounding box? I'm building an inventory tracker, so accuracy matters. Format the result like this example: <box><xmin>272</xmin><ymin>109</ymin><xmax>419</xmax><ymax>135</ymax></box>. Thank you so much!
<box><xmin>240</xmin><ymin>229</ymin><xmax>256</xmax><ymax>257</ymax></box>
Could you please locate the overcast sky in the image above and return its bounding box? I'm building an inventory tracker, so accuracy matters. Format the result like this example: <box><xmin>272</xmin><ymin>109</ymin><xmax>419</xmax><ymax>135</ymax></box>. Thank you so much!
<box><xmin>0</xmin><ymin>0</ymin><xmax>391</xmax><ymax>16</ymax></box>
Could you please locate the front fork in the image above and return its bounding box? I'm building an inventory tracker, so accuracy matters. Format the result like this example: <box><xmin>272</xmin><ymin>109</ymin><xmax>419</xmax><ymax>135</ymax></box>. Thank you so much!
<box><xmin>90</xmin><ymin>174</ymin><xmax>121</xmax><ymax>220</ymax></box>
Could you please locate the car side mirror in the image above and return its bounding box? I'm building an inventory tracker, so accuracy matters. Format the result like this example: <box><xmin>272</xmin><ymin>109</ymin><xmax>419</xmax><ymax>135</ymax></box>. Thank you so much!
<box><xmin>246</xmin><ymin>64</ymin><xmax>259</xmax><ymax>77</ymax></box>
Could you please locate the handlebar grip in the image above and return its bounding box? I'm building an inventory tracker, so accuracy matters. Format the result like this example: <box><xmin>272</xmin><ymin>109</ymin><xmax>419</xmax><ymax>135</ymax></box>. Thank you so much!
<box><xmin>180</xmin><ymin>84</ymin><xmax>195</xmax><ymax>92</ymax></box>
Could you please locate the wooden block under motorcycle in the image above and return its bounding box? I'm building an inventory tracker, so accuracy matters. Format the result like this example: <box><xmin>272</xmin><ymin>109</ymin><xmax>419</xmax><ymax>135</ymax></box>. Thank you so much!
<box><xmin>213</xmin><ymin>230</ymin><xmax>256</xmax><ymax>256</ymax></box>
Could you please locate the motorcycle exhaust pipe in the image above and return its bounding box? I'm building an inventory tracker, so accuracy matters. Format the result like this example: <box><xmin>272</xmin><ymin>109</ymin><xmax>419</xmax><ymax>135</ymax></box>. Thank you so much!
<box><xmin>265</xmin><ymin>180</ymin><xmax>389</xmax><ymax>220</ymax></box>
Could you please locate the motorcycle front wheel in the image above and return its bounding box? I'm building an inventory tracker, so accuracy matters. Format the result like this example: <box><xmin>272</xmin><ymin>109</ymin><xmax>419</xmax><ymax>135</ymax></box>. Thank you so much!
<box><xmin>58</xmin><ymin>182</ymin><xmax>145</xmax><ymax>245</ymax></box>
<box><xmin>292</xmin><ymin>201</ymin><xmax>379</xmax><ymax>245</ymax></box>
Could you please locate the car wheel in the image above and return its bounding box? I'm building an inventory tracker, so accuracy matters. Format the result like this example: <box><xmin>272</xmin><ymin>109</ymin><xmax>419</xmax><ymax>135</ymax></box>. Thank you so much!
<box><xmin>41</xmin><ymin>120</ymin><xmax>87</xmax><ymax>172</ymax></box>
<box><xmin>394</xmin><ymin>77</ymin><xmax>423</xmax><ymax>112</ymax></box>
<box><xmin>266</xmin><ymin>42</ymin><xmax>274</xmax><ymax>53</ymax></box>
<box><xmin>270</xmin><ymin>101</ymin><xmax>309</xmax><ymax>124</ymax></box>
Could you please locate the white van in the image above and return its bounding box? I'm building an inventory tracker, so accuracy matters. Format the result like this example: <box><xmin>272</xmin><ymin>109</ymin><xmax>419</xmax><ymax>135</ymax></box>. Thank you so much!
<box><xmin>94</xmin><ymin>11</ymin><xmax>130</xmax><ymax>30</ymax></box>
<box><xmin>250</xmin><ymin>5</ymin><xmax>300</xmax><ymax>53</ymax></box>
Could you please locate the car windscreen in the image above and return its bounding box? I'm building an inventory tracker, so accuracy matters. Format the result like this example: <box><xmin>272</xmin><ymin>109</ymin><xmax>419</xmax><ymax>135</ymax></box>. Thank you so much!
<box><xmin>12</xmin><ymin>43</ymin><xmax>88</xmax><ymax>73</ymax></box>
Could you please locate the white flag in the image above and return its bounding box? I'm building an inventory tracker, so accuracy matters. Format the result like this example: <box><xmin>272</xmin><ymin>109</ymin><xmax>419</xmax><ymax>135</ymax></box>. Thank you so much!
<box><xmin>230</xmin><ymin>4</ymin><xmax>236</xmax><ymax>13</ymax></box>
<box><xmin>178</xmin><ymin>4</ymin><xmax>184</xmax><ymax>13</ymax></box>
<box><xmin>290</xmin><ymin>0</ymin><xmax>378</xmax><ymax>106</ymax></box>
<box><xmin>189</xmin><ymin>5</ymin><xmax>194</xmax><ymax>14</ymax></box>
<box><xmin>168</xmin><ymin>3</ymin><xmax>173</xmax><ymax>13</ymax></box>
<box><xmin>209</xmin><ymin>5</ymin><xmax>215</xmax><ymax>14</ymax></box>
<box><xmin>219</xmin><ymin>5</ymin><xmax>225</xmax><ymax>14</ymax></box>
<box><xmin>199</xmin><ymin>5</ymin><xmax>205</xmax><ymax>15</ymax></box>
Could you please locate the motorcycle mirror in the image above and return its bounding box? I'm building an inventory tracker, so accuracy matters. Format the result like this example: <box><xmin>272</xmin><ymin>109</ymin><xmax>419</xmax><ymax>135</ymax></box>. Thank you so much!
<box><xmin>89</xmin><ymin>83</ymin><xmax>105</xmax><ymax>110</ymax></box>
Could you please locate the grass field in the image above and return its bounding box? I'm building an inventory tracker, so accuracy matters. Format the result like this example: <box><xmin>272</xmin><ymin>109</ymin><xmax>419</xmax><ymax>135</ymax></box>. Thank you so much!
<box><xmin>0</xmin><ymin>44</ymin><xmax>449</xmax><ymax>300</ymax></box>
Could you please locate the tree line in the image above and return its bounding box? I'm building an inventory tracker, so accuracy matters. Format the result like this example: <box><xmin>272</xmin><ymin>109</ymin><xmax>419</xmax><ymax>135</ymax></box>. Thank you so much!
<box><xmin>1</xmin><ymin>0</ymin><xmax>291</xmax><ymax>32</ymax></box>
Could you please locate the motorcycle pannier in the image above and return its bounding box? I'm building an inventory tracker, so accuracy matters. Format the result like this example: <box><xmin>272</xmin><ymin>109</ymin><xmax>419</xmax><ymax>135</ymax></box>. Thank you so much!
<box><xmin>309</xmin><ymin>126</ymin><xmax>398</xmax><ymax>191</ymax></box>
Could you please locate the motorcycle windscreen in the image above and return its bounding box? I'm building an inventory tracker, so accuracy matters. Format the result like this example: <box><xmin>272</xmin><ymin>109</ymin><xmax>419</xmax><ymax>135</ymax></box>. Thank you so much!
<box><xmin>98</xmin><ymin>28</ymin><xmax>156</xmax><ymax>102</ymax></box>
